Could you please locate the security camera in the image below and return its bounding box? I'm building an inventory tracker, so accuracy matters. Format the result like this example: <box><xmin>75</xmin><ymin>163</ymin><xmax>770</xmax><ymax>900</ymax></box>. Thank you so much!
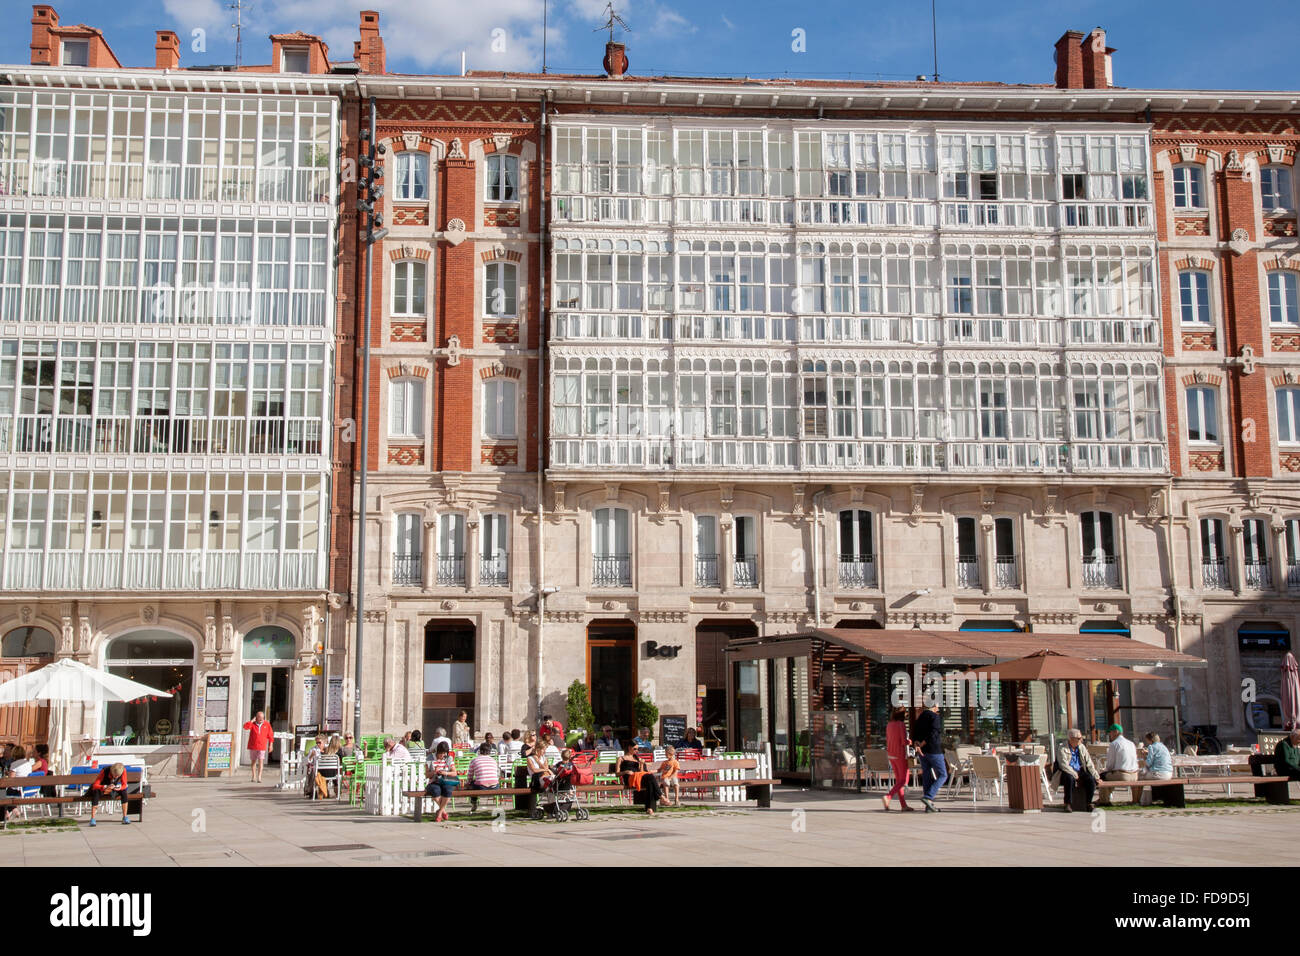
<box><xmin>541</xmin><ymin>586</ymin><xmax>561</xmax><ymax>596</ymax></box>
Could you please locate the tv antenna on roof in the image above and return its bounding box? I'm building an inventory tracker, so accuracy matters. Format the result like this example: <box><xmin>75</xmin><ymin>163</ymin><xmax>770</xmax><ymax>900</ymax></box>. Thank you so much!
<box><xmin>229</xmin><ymin>0</ymin><xmax>251</xmax><ymax>69</ymax></box>
<box><xmin>594</xmin><ymin>2</ymin><xmax>631</xmax><ymax>42</ymax></box>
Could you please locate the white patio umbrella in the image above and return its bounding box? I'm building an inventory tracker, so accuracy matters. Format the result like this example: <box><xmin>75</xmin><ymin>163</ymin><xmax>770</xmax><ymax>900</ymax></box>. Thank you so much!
<box><xmin>0</xmin><ymin>658</ymin><xmax>172</xmax><ymax>775</ymax></box>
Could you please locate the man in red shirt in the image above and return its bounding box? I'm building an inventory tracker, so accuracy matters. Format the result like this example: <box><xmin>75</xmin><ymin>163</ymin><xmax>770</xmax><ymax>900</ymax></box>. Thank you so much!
<box><xmin>88</xmin><ymin>762</ymin><xmax>131</xmax><ymax>827</ymax></box>
<box><xmin>243</xmin><ymin>711</ymin><xmax>275</xmax><ymax>783</ymax></box>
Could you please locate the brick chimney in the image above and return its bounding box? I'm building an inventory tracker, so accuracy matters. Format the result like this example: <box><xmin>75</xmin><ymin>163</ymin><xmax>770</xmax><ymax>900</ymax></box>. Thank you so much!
<box><xmin>1053</xmin><ymin>30</ymin><xmax>1084</xmax><ymax>89</ymax></box>
<box><xmin>30</xmin><ymin>4</ymin><xmax>59</xmax><ymax>66</ymax></box>
<box><xmin>1080</xmin><ymin>28</ymin><xmax>1114</xmax><ymax>90</ymax></box>
<box><xmin>603</xmin><ymin>40</ymin><xmax>628</xmax><ymax>79</ymax></box>
<box><xmin>354</xmin><ymin>10</ymin><xmax>386</xmax><ymax>74</ymax></box>
<box><xmin>155</xmin><ymin>29</ymin><xmax>180</xmax><ymax>69</ymax></box>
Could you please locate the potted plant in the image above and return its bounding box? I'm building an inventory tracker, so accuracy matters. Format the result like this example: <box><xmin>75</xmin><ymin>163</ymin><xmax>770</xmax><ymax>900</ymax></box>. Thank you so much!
<box><xmin>565</xmin><ymin>679</ymin><xmax>595</xmax><ymax>740</ymax></box>
<box><xmin>633</xmin><ymin>691</ymin><xmax>659</xmax><ymax>745</ymax></box>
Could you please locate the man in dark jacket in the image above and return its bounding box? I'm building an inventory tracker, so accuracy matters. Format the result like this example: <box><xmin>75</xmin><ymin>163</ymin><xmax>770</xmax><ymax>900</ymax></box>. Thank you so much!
<box><xmin>910</xmin><ymin>704</ymin><xmax>947</xmax><ymax>812</ymax></box>
<box><xmin>1274</xmin><ymin>731</ymin><xmax>1300</xmax><ymax>780</ymax></box>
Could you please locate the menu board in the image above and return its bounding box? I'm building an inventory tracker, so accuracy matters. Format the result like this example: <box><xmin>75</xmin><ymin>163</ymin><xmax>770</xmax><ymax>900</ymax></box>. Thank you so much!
<box><xmin>202</xmin><ymin>731</ymin><xmax>234</xmax><ymax>776</ymax></box>
<box><xmin>327</xmin><ymin>677</ymin><xmax>344</xmax><ymax>727</ymax></box>
<box><xmin>204</xmin><ymin>676</ymin><xmax>229</xmax><ymax>732</ymax></box>
<box><xmin>660</xmin><ymin>714</ymin><xmax>687</xmax><ymax>748</ymax></box>
<box><xmin>302</xmin><ymin>676</ymin><xmax>320</xmax><ymax>724</ymax></box>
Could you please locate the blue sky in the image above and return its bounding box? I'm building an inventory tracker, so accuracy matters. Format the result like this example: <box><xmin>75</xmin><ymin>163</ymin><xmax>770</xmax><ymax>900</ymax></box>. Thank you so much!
<box><xmin>1</xmin><ymin>0</ymin><xmax>1297</xmax><ymax>91</ymax></box>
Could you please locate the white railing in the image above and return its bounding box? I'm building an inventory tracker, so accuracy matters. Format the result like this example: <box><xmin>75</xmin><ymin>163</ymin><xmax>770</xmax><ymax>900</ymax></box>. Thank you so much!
<box><xmin>1059</xmin><ymin>202</ymin><xmax>1152</xmax><ymax>230</ymax></box>
<box><xmin>2</xmin><ymin>548</ymin><xmax>318</xmax><ymax>591</ymax></box>
<box><xmin>0</xmin><ymin>160</ymin><xmax>329</xmax><ymax>204</ymax></box>
<box><xmin>994</xmin><ymin>556</ymin><xmax>1019</xmax><ymax>589</ymax></box>
<box><xmin>0</xmin><ymin>414</ymin><xmax>323</xmax><ymax>456</ymax></box>
<box><xmin>941</xmin><ymin>201</ymin><xmax>1050</xmax><ymax>229</ymax></box>
<box><xmin>1082</xmin><ymin>557</ymin><xmax>1120</xmax><ymax>589</ymax></box>
<box><xmin>733</xmin><ymin>555</ymin><xmax>758</xmax><ymax>589</ymax></box>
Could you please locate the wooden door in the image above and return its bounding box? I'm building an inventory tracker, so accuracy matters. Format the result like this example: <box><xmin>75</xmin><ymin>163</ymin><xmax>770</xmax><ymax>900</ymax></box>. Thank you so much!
<box><xmin>0</xmin><ymin>658</ymin><xmax>51</xmax><ymax>749</ymax></box>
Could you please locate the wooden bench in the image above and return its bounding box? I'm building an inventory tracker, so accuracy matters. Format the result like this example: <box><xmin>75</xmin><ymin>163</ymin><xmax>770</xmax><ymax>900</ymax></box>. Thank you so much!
<box><xmin>0</xmin><ymin>771</ymin><xmax>148</xmax><ymax>826</ymax></box>
<box><xmin>1089</xmin><ymin>774</ymin><xmax>1288</xmax><ymax>809</ymax></box>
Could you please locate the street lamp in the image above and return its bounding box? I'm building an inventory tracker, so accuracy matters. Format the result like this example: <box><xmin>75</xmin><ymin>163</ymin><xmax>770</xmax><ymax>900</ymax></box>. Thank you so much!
<box><xmin>353</xmin><ymin>96</ymin><xmax>384</xmax><ymax>743</ymax></box>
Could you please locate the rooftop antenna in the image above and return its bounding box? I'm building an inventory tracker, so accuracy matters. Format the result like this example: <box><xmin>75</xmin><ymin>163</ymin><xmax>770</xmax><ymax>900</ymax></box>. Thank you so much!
<box><xmin>930</xmin><ymin>0</ymin><xmax>940</xmax><ymax>82</ymax></box>
<box><xmin>594</xmin><ymin>2</ymin><xmax>631</xmax><ymax>42</ymax></box>
<box><xmin>229</xmin><ymin>0</ymin><xmax>250</xmax><ymax>69</ymax></box>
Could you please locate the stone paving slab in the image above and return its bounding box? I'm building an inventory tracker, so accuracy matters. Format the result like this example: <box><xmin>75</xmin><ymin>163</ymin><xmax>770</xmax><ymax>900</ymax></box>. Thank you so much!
<box><xmin>2</xmin><ymin>775</ymin><xmax>1298</xmax><ymax>866</ymax></box>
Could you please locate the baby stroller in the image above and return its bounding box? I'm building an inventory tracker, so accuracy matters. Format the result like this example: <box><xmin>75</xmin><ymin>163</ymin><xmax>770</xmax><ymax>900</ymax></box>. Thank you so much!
<box><xmin>532</xmin><ymin>755</ymin><xmax>593</xmax><ymax>822</ymax></box>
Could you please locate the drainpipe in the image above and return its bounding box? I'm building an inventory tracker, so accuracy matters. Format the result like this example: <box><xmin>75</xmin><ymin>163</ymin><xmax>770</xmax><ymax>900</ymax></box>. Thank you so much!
<box><xmin>1165</xmin><ymin>475</ymin><xmax>1186</xmax><ymax>749</ymax></box>
<box><xmin>812</xmin><ymin>488</ymin><xmax>828</xmax><ymax>630</ymax></box>
<box><xmin>534</xmin><ymin>92</ymin><xmax>549</xmax><ymax>723</ymax></box>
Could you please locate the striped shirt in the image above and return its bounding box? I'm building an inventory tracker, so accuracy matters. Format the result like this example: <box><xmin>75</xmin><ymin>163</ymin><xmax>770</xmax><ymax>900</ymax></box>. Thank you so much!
<box><xmin>467</xmin><ymin>755</ymin><xmax>500</xmax><ymax>787</ymax></box>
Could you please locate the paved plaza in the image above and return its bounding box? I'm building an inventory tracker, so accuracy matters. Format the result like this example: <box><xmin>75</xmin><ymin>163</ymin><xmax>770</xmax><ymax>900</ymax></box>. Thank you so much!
<box><xmin>2</xmin><ymin>776</ymin><xmax>1297</xmax><ymax>867</ymax></box>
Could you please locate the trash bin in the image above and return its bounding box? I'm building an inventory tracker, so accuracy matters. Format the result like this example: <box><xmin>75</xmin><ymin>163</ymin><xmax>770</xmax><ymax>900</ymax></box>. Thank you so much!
<box><xmin>1004</xmin><ymin>756</ymin><xmax>1044</xmax><ymax>813</ymax></box>
<box><xmin>513</xmin><ymin>765</ymin><xmax>529</xmax><ymax>811</ymax></box>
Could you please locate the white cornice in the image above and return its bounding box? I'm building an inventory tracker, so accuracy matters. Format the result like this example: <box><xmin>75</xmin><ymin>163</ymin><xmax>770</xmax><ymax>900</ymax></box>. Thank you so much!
<box><xmin>1</xmin><ymin>65</ymin><xmax>349</xmax><ymax>97</ymax></box>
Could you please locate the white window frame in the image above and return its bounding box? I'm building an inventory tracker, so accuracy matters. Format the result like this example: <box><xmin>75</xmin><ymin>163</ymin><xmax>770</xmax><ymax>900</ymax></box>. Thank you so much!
<box><xmin>485</xmin><ymin>261</ymin><xmax>518</xmax><ymax>318</ymax></box>
<box><xmin>392</xmin><ymin>260</ymin><xmax>427</xmax><ymax>317</ymax></box>
<box><xmin>1261</xmin><ymin>165</ymin><xmax>1293</xmax><ymax>214</ymax></box>
<box><xmin>1277</xmin><ymin>386</ymin><xmax>1300</xmax><ymax>444</ymax></box>
<box><xmin>394</xmin><ymin>152</ymin><xmax>429</xmax><ymax>202</ymax></box>
<box><xmin>393</xmin><ymin>512</ymin><xmax>422</xmax><ymax>559</ymax></box>
<box><xmin>1268</xmin><ymin>271</ymin><xmax>1299</xmax><ymax>326</ymax></box>
<box><xmin>592</xmin><ymin>507</ymin><xmax>630</xmax><ymax>558</ymax></box>
<box><xmin>62</xmin><ymin>40</ymin><xmax>89</xmax><ymax>67</ymax></box>
<box><xmin>482</xmin><ymin>378</ymin><xmax>517</xmax><ymax>439</ymax></box>
<box><xmin>281</xmin><ymin>47</ymin><xmax>310</xmax><ymax>73</ymax></box>
<box><xmin>1178</xmin><ymin>270</ymin><xmax>1212</xmax><ymax>325</ymax></box>
<box><xmin>388</xmin><ymin>376</ymin><xmax>424</xmax><ymax>438</ymax></box>
<box><xmin>485</xmin><ymin>154</ymin><xmax>520</xmax><ymax>202</ymax></box>
<box><xmin>1185</xmin><ymin>385</ymin><xmax>1219</xmax><ymax>445</ymax></box>
<box><xmin>1172</xmin><ymin>164</ymin><xmax>1205</xmax><ymax>210</ymax></box>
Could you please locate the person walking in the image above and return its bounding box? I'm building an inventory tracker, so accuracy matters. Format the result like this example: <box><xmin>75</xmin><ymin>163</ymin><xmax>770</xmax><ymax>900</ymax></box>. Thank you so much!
<box><xmin>881</xmin><ymin>707</ymin><xmax>915</xmax><ymax>812</ymax></box>
<box><xmin>910</xmin><ymin>704</ymin><xmax>947</xmax><ymax>812</ymax></box>
<box><xmin>243</xmin><ymin>711</ymin><xmax>275</xmax><ymax>783</ymax></box>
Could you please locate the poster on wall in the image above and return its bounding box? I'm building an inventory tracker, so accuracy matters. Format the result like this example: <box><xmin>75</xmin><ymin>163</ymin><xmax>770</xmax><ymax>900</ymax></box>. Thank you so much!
<box><xmin>202</xmin><ymin>731</ymin><xmax>233</xmax><ymax>776</ymax></box>
<box><xmin>204</xmin><ymin>676</ymin><xmax>230</xmax><ymax>732</ymax></box>
<box><xmin>326</xmin><ymin>677</ymin><xmax>344</xmax><ymax>729</ymax></box>
<box><xmin>302</xmin><ymin>676</ymin><xmax>319</xmax><ymax>725</ymax></box>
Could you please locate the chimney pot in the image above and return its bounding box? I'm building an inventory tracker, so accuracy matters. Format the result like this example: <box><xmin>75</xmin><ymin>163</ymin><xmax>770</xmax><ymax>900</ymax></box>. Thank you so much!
<box><xmin>1053</xmin><ymin>30</ymin><xmax>1085</xmax><ymax>89</ymax></box>
<box><xmin>155</xmin><ymin>29</ymin><xmax>180</xmax><ymax>69</ymax></box>
<box><xmin>603</xmin><ymin>40</ymin><xmax>628</xmax><ymax>79</ymax></box>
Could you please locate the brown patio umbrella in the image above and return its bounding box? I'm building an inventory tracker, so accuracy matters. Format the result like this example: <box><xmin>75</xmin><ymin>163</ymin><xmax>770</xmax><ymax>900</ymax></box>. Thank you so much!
<box><xmin>960</xmin><ymin>649</ymin><xmax>1169</xmax><ymax>683</ymax></box>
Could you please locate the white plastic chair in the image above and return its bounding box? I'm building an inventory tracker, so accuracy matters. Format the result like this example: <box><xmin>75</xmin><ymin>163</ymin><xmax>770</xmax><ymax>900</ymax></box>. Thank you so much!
<box><xmin>969</xmin><ymin>755</ymin><xmax>1004</xmax><ymax>805</ymax></box>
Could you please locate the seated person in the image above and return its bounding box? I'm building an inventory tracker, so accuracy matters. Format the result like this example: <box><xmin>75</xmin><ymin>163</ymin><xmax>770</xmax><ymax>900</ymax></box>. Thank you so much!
<box><xmin>465</xmin><ymin>743</ymin><xmax>500</xmax><ymax>813</ymax></box>
<box><xmin>1134</xmin><ymin>731</ymin><xmax>1173</xmax><ymax>806</ymax></box>
<box><xmin>526</xmin><ymin>741</ymin><xmax>554</xmax><ymax>793</ymax></box>
<box><xmin>1275</xmin><ymin>730</ymin><xmax>1300</xmax><ymax>781</ymax></box>
<box><xmin>89</xmin><ymin>762</ymin><xmax>132</xmax><ymax>827</ymax></box>
<box><xmin>658</xmin><ymin>745</ymin><xmax>681</xmax><ymax>807</ymax></box>
<box><xmin>679</xmin><ymin>728</ymin><xmax>704</xmax><ymax>752</ymax></box>
<box><xmin>424</xmin><ymin>742</ymin><xmax>459</xmax><ymax>823</ymax></box>
<box><xmin>618</xmin><ymin>742</ymin><xmax>661</xmax><ymax>815</ymax></box>
<box><xmin>596</xmin><ymin>726</ymin><xmax>620</xmax><ymax>751</ymax></box>
<box><xmin>1054</xmin><ymin>728</ymin><xmax>1099</xmax><ymax>812</ymax></box>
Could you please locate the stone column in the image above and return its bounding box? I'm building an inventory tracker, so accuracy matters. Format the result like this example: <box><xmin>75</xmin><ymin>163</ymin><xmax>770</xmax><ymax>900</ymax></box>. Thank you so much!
<box><xmin>423</xmin><ymin>520</ymin><xmax>436</xmax><ymax>589</ymax></box>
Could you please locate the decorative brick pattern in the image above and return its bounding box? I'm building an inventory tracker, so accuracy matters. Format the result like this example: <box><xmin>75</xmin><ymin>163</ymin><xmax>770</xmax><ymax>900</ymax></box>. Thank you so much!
<box><xmin>392</xmin><ymin>205</ymin><xmax>429</xmax><ymax>226</ymax></box>
<box><xmin>478</xmin><ymin>364</ymin><xmax>521</xmax><ymax>380</ymax></box>
<box><xmin>1264</xmin><ymin>253</ymin><xmax>1300</xmax><ymax>272</ymax></box>
<box><xmin>1264</xmin><ymin>217</ymin><xmax>1298</xmax><ymax>238</ymax></box>
<box><xmin>1181</xmin><ymin>331</ymin><xmax>1216</xmax><ymax>351</ymax></box>
<box><xmin>1188</xmin><ymin>450</ymin><xmax>1225</xmax><ymax>472</ymax></box>
<box><xmin>1174</xmin><ymin>255</ymin><xmax>1216</xmax><ymax>271</ymax></box>
<box><xmin>1174</xmin><ymin>216</ymin><xmax>1210</xmax><ymax>236</ymax></box>
<box><xmin>386</xmin><ymin>363</ymin><xmax>430</xmax><ymax>379</ymax></box>
<box><xmin>483</xmin><ymin>205</ymin><xmax>520</xmax><ymax>228</ymax></box>
<box><xmin>479</xmin><ymin>248</ymin><xmax>523</xmax><ymax>263</ymax></box>
<box><xmin>387</xmin><ymin>245</ymin><xmax>431</xmax><ymax>261</ymax></box>
<box><xmin>1180</xmin><ymin>371</ymin><xmax>1223</xmax><ymax>387</ymax></box>
<box><xmin>1273</xmin><ymin>333</ymin><xmax>1300</xmax><ymax>352</ymax></box>
<box><xmin>1280</xmin><ymin>453</ymin><xmax>1300</xmax><ymax>473</ymax></box>
<box><xmin>390</xmin><ymin>321</ymin><xmax>427</xmax><ymax>342</ymax></box>
<box><xmin>480</xmin><ymin>444</ymin><xmax>519</xmax><ymax>466</ymax></box>
<box><xmin>482</xmin><ymin>323</ymin><xmax>519</xmax><ymax>344</ymax></box>
<box><xmin>388</xmin><ymin>444</ymin><xmax>425</xmax><ymax>465</ymax></box>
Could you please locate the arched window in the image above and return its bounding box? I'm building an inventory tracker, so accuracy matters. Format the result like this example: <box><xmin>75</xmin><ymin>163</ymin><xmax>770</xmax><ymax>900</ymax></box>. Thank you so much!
<box><xmin>484</xmin><ymin>261</ymin><xmax>517</xmax><ymax>318</ymax></box>
<box><xmin>1</xmin><ymin>627</ymin><xmax>55</xmax><ymax>658</ymax></box>
<box><xmin>389</xmin><ymin>377</ymin><xmax>424</xmax><ymax>438</ymax></box>
<box><xmin>103</xmin><ymin>630</ymin><xmax>195</xmax><ymax>745</ymax></box>
<box><xmin>1172</xmin><ymin>164</ymin><xmax>1205</xmax><ymax>209</ymax></box>
<box><xmin>592</xmin><ymin>507</ymin><xmax>631</xmax><ymax>587</ymax></box>
<box><xmin>392</xmin><ymin>260</ymin><xmax>426</xmax><ymax>316</ymax></box>
<box><xmin>1081</xmin><ymin>511</ymin><xmax>1118</xmax><ymax>588</ymax></box>
<box><xmin>242</xmin><ymin>626</ymin><xmax>295</xmax><ymax>662</ymax></box>
<box><xmin>485</xmin><ymin>154</ymin><xmax>519</xmax><ymax>202</ymax></box>
<box><xmin>480</xmin><ymin>513</ymin><xmax>509</xmax><ymax>587</ymax></box>
<box><xmin>1268</xmin><ymin>272</ymin><xmax>1298</xmax><ymax>326</ymax></box>
<box><xmin>1261</xmin><ymin>165</ymin><xmax>1292</xmax><ymax>213</ymax></box>
<box><xmin>1178</xmin><ymin>270</ymin><xmax>1211</xmax><ymax>324</ymax></box>
<box><xmin>1243</xmin><ymin>518</ymin><xmax>1272</xmax><ymax>589</ymax></box>
<box><xmin>1200</xmin><ymin>517</ymin><xmax>1229</xmax><ymax>589</ymax></box>
<box><xmin>837</xmin><ymin>510</ymin><xmax>876</xmax><ymax>588</ymax></box>
<box><xmin>394</xmin><ymin>151</ymin><xmax>429</xmax><ymax>201</ymax></box>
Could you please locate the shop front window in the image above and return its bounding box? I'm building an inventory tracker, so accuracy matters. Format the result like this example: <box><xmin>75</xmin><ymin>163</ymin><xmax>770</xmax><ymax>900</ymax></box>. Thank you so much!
<box><xmin>103</xmin><ymin>630</ymin><xmax>194</xmax><ymax>745</ymax></box>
